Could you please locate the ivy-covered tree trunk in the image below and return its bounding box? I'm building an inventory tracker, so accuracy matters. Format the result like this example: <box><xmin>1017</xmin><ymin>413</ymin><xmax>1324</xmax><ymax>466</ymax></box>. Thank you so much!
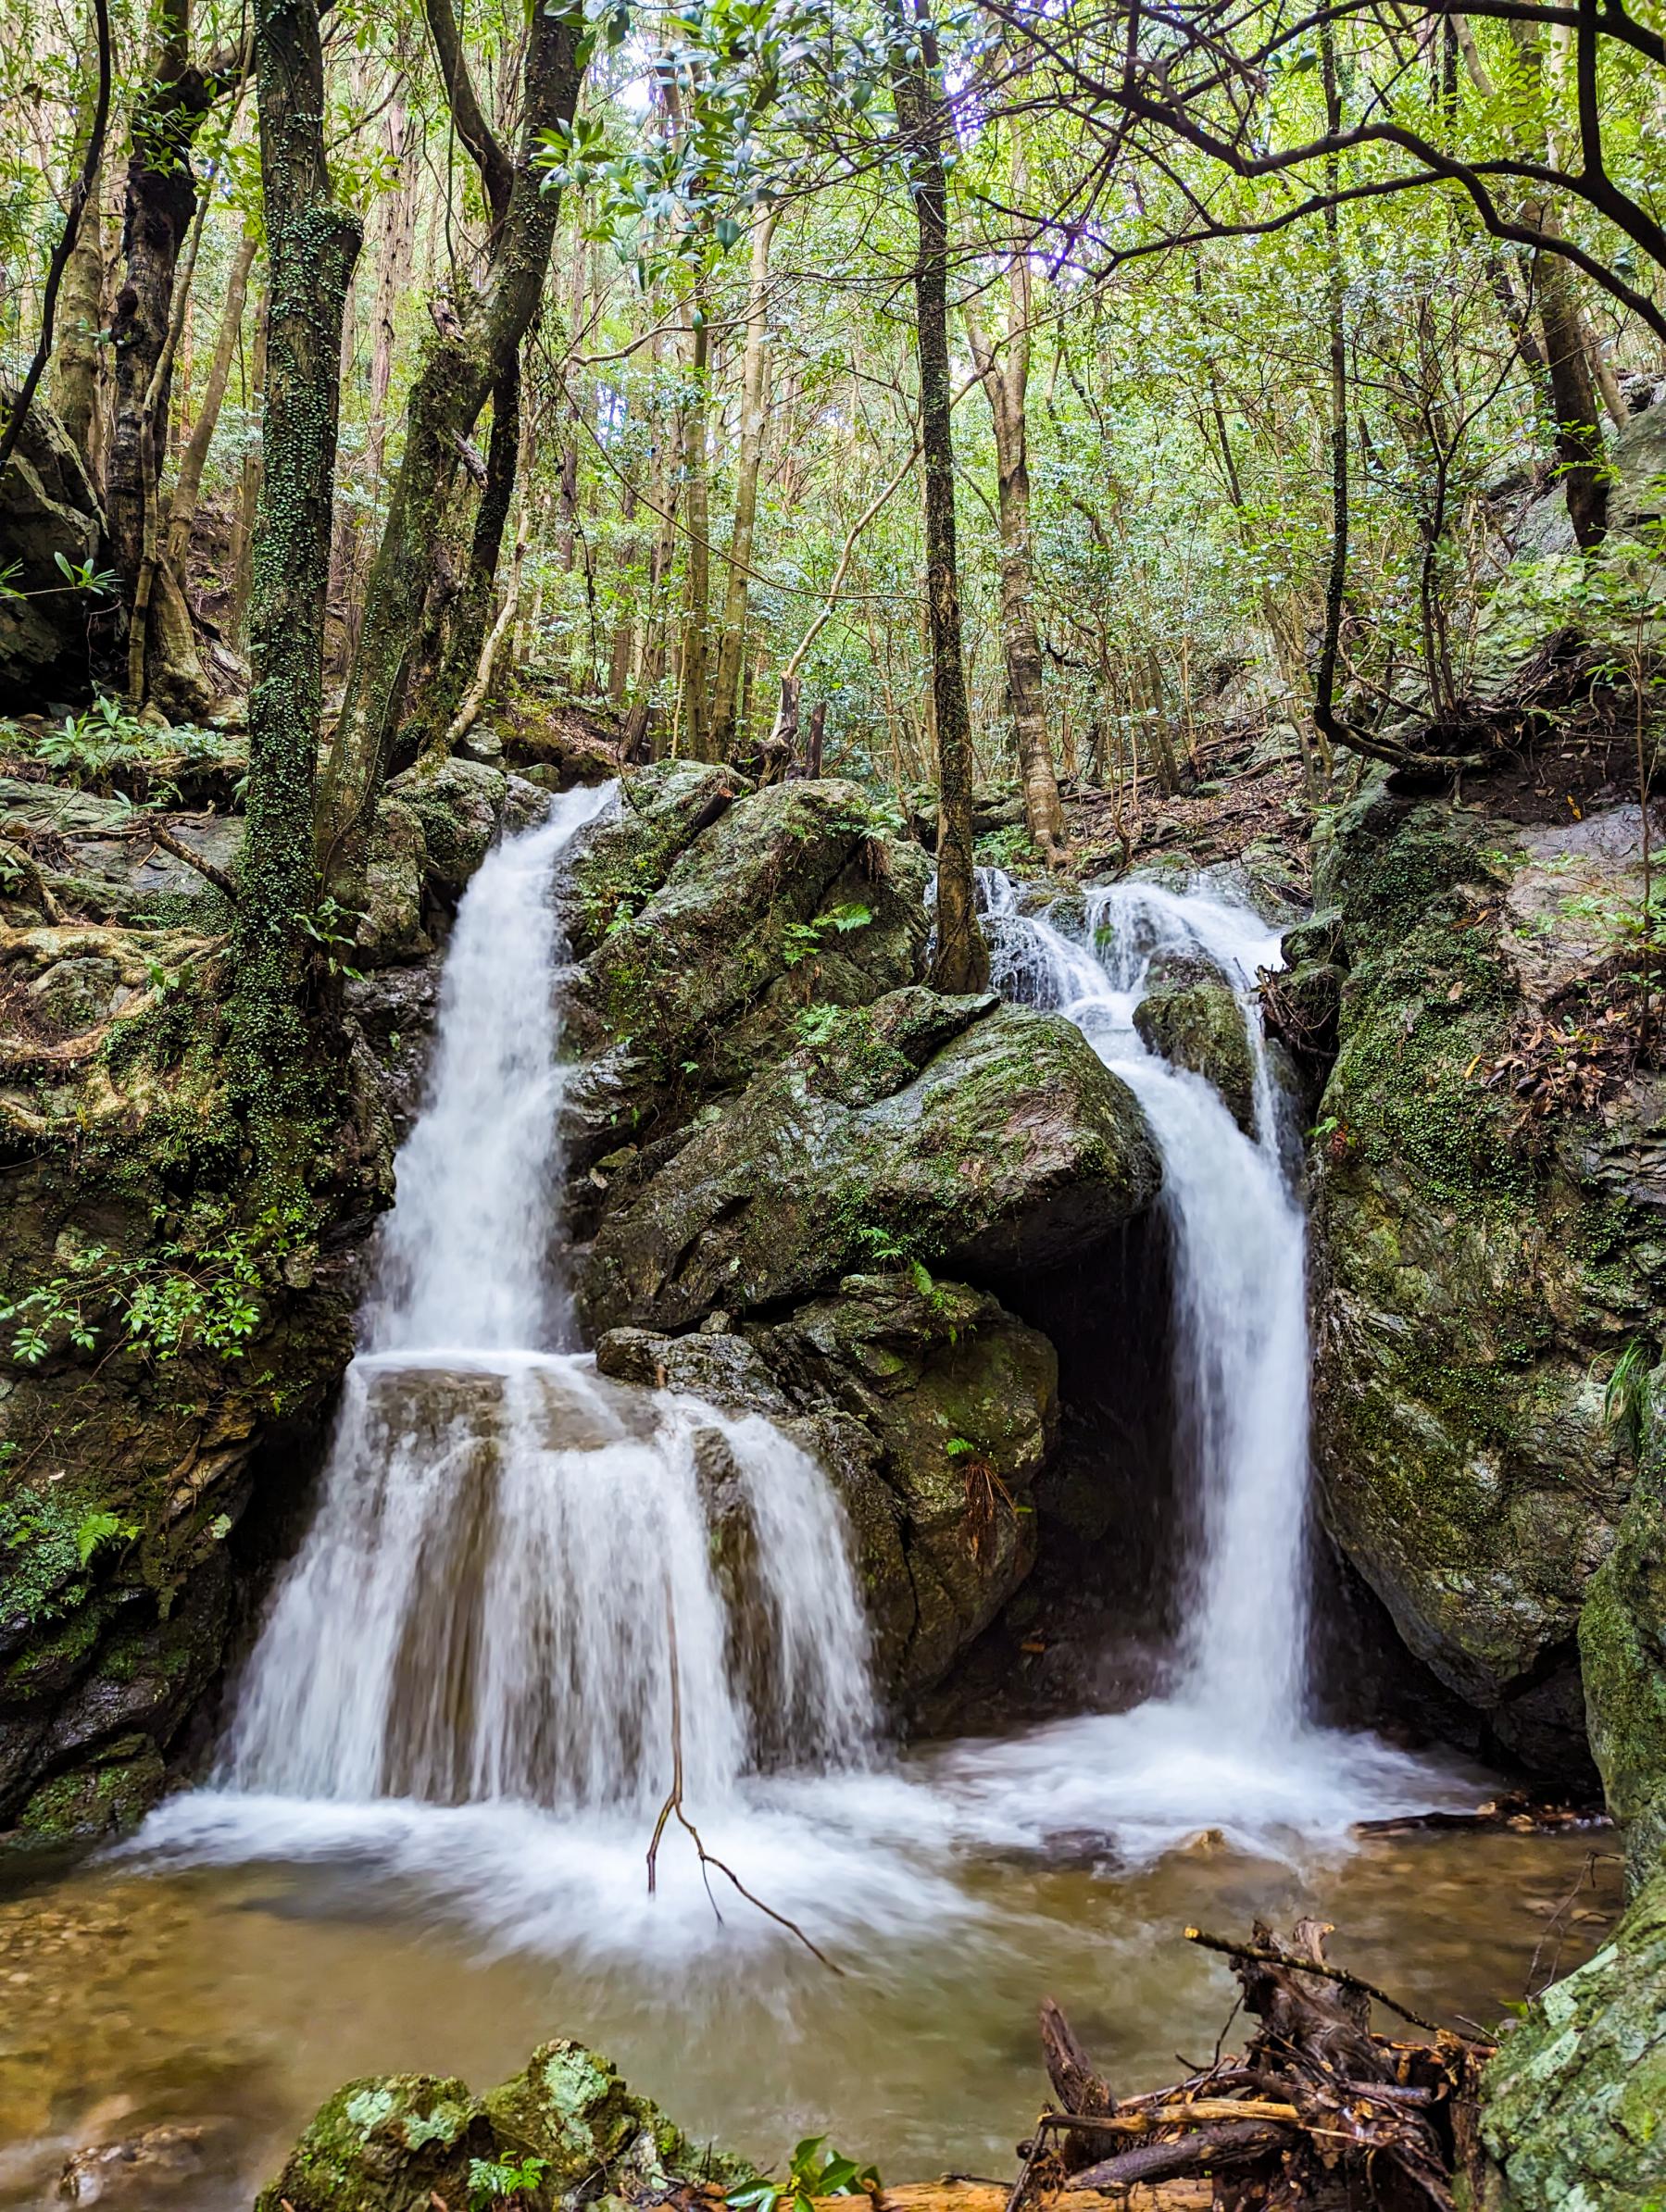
<box><xmin>232</xmin><ymin>0</ymin><xmax>360</xmax><ymax>1160</ymax></box>
<box><xmin>891</xmin><ymin>1</ymin><xmax>987</xmax><ymax>994</ymax></box>
<box><xmin>316</xmin><ymin>6</ymin><xmax>584</xmax><ymax>881</ymax></box>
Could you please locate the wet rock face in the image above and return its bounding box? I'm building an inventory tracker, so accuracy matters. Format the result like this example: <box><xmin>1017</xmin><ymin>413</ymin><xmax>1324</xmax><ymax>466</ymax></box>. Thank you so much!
<box><xmin>257</xmin><ymin>2039</ymin><xmax>745</xmax><ymax>2212</ymax></box>
<box><xmin>599</xmin><ymin>1270</ymin><xmax>1059</xmax><ymax>1700</ymax></box>
<box><xmin>561</xmin><ymin>770</ymin><xmax>1162</xmax><ymax>1701</ymax></box>
<box><xmin>0</xmin><ymin>392</ymin><xmax>105</xmax><ymax>709</ymax></box>
<box><xmin>1307</xmin><ymin>775</ymin><xmax>1665</xmax><ymax>1780</ymax></box>
<box><xmin>1133</xmin><ymin>972</ymin><xmax>1256</xmax><ymax>1135</ymax></box>
<box><xmin>1477</xmin><ymin>1861</ymin><xmax>1666</xmax><ymax>2210</ymax></box>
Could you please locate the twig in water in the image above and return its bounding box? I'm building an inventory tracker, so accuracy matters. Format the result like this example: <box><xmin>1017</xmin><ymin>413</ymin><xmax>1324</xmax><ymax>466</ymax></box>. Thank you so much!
<box><xmin>645</xmin><ymin>1582</ymin><xmax>841</xmax><ymax>1973</ymax></box>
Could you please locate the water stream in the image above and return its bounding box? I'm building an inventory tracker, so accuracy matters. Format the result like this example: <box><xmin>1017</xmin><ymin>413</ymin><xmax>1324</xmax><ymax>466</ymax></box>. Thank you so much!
<box><xmin>0</xmin><ymin>812</ymin><xmax>1607</xmax><ymax>2208</ymax></box>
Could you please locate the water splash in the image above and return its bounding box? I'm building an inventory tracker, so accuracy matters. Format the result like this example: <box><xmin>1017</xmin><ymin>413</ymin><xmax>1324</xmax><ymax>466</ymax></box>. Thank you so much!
<box><xmin>981</xmin><ymin>869</ymin><xmax>1308</xmax><ymax>1733</ymax></box>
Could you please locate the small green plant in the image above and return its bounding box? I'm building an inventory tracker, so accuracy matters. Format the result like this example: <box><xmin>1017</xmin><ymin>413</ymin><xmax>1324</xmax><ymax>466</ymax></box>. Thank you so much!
<box><xmin>781</xmin><ymin>903</ymin><xmax>873</xmax><ymax>968</ymax></box>
<box><xmin>467</xmin><ymin>2154</ymin><xmax>549</xmax><ymax>2211</ymax></box>
<box><xmin>1603</xmin><ymin>1339</ymin><xmax>1658</xmax><ymax>1455</ymax></box>
<box><xmin>74</xmin><ymin>1510</ymin><xmax>138</xmax><ymax>1568</ymax></box>
<box><xmin>297</xmin><ymin>894</ymin><xmax>365</xmax><ymax>981</ymax></box>
<box><xmin>31</xmin><ymin>693</ymin><xmax>151</xmax><ymax>787</ymax></box>
<box><xmin>728</xmin><ymin>2138</ymin><xmax>880</xmax><ymax>2212</ymax></box>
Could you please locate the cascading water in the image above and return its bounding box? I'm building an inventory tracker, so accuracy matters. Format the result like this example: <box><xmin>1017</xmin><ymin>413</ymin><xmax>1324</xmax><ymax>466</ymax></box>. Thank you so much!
<box><xmin>208</xmin><ymin>783</ymin><xmax>873</xmax><ymax>1821</ymax></box>
<box><xmin>978</xmin><ymin>869</ymin><xmax>1309</xmax><ymax>1738</ymax></box>
<box><xmin>138</xmin><ymin>815</ymin><xmax>1457</xmax><ymax>1979</ymax></box>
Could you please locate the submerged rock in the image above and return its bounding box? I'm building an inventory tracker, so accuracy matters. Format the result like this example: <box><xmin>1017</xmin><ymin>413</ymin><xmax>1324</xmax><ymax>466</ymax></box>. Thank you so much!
<box><xmin>257</xmin><ymin>2038</ymin><xmax>744</xmax><ymax>2212</ymax></box>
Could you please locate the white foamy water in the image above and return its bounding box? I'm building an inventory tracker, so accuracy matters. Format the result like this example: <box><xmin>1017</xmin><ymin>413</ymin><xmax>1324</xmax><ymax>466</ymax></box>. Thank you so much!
<box><xmin>132</xmin><ymin>832</ymin><xmax>1462</xmax><ymax>1965</ymax></box>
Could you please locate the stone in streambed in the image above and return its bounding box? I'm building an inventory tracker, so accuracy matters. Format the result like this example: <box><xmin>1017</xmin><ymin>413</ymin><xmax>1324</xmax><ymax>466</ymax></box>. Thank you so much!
<box><xmin>255</xmin><ymin>2039</ymin><xmax>745</xmax><ymax>2212</ymax></box>
<box><xmin>1133</xmin><ymin>971</ymin><xmax>1257</xmax><ymax>1135</ymax></box>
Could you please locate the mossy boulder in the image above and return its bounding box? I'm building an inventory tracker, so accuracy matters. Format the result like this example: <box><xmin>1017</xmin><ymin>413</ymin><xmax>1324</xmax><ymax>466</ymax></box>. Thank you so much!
<box><xmin>556</xmin><ymin>756</ymin><xmax>748</xmax><ymax>956</ymax></box>
<box><xmin>385</xmin><ymin>756</ymin><xmax>545</xmax><ymax>898</ymax></box>
<box><xmin>356</xmin><ymin>796</ymin><xmax>430</xmax><ymax>969</ymax></box>
<box><xmin>578</xmin><ymin>997</ymin><xmax>1160</xmax><ymax>1338</ymax></box>
<box><xmin>257</xmin><ymin>2038</ymin><xmax>743</xmax><ymax>2212</ymax></box>
<box><xmin>561</xmin><ymin>777</ymin><xmax>932</xmax><ymax>1166</ymax></box>
<box><xmin>1580</xmin><ymin>1361</ymin><xmax>1666</xmax><ymax>1869</ymax></box>
<box><xmin>1474</xmin><ymin>1860</ymin><xmax>1666</xmax><ymax>2209</ymax></box>
<box><xmin>1133</xmin><ymin>972</ymin><xmax>1256</xmax><ymax>1133</ymax></box>
<box><xmin>1308</xmin><ymin>777</ymin><xmax>1665</xmax><ymax>1776</ymax></box>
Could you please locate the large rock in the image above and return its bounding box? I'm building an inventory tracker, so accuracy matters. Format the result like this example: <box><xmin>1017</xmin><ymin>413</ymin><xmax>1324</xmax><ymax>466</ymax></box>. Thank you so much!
<box><xmin>1475</xmin><ymin>1862</ymin><xmax>1666</xmax><ymax>2210</ymax></box>
<box><xmin>562</xmin><ymin>776</ymin><xmax>933</xmax><ymax>1163</ymax></box>
<box><xmin>599</xmin><ymin>1268</ymin><xmax>1059</xmax><ymax>1699</ymax></box>
<box><xmin>384</xmin><ymin>756</ymin><xmax>545</xmax><ymax>897</ymax></box>
<box><xmin>1579</xmin><ymin>1360</ymin><xmax>1666</xmax><ymax>1869</ymax></box>
<box><xmin>1308</xmin><ymin>777</ymin><xmax>1664</xmax><ymax>1777</ymax></box>
<box><xmin>0</xmin><ymin>392</ymin><xmax>105</xmax><ymax>709</ymax></box>
<box><xmin>0</xmin><ymin>779</ymin><xmax>240</xmax><ymax>931</ymax></box>
<box><xmin>579</xmin><ymin>994</ymin><xmax>1160</xmax><ymax>1338</ymax></box>
<box><xmin>1133</xmin><ymin>969</ymin><xmax>1257</xmax><ymax>1133</ymax></box>
<box><xmin>257</xmin><ymin>2038</ymin><xmax>744</xmax><ymax>2212</ymax></box>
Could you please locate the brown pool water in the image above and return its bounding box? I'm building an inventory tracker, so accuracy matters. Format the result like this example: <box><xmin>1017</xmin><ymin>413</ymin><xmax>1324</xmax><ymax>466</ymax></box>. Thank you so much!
<box><xmin>0</xmin><ymin>1811</ymin><xmax>1618</xmax><ymax>2212</ymax></box>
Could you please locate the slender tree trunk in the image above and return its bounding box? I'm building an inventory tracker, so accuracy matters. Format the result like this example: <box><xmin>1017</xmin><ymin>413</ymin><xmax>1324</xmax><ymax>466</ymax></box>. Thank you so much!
<box><xmin>963</xmin><ymin>146</ymin><xmax>1065</xmax><ymax>867</ymax></box>
<box><xmin>50</xmin><ymin>115</ymin><xmax>106</xmax><ymax>480</ymax></box>
<box><xmin>318</xmin><ymin>5</ymin><xmax>584</xmax><ymax>877</ymax></box>
<box><xmin>891</xmin><ymin>0</ymin><xmax>987</xmax><ymax>993</ymax></box>
<box><xmin>165</xmin><ymin>229</ymin><xmax>257</xmax><ymax>570</ymax></box>
<box><xmin>418</xmin><ymin>361</ymin><xmax>521</xmax><ymax>750</ymax></box>
<box><xmin>229</xmin><ymin>285</ymin><xmax>268</xmax><ymax>647</ymax></box>
<box><xmin>1313</xmin><ymin>19</ymin><xmax>1348</xmax><ymax>775</ymax></box>
<box><xmin>109</xmin><ymin>0</ymin><xmax>218</xmax><ymax>599</ymax></box>
<box><xmin>679</xmin><ymin>292</ymin><xmax>712</xmax><ymax>759</ymax></box>
<box><xmin>233</xmin><ymin>0</ymin><xmax>360</xmax><ymax>1164</ymax></box>
<box><xmin>710</xmin><ymin>211</ymin><xmax>775</xmax><ymax>758</ymax></box>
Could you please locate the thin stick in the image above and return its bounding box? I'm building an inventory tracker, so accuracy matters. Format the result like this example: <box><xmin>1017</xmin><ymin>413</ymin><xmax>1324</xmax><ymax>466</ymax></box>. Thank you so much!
<box><xmin>1184</xmin><ymin>1926</ymin><xmax>1445</xmax><ymax>2034</ymax></box>
<box><xmin>645</xmin><ymin>1582</ymin><xmax>841</xmax><ymax>1973</ymax></box>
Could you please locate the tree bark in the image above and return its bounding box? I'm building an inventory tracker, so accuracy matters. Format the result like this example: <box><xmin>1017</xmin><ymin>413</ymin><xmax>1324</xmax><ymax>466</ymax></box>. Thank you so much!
<box><xmin>229</xmin><ymin>284</ymin><xmax>268</xmax><ymax>647</ymax></box>
<box><xmin>963</xmin><ymin>139</ymin><xmax>1065</xmax><ymax>867</ymax></box>
<box><xmin>418</xmin><ymin>363</ymin><xmax>521</xmax><ymax>751</ymax></box>
<box><xmin>232</xmin><ymin>0</ymin><xmax>360</xmax><ymax>1156</ymax></box>
<box><xmin>890</xmin><ymin>0</ymin><xmax>987</xmax><ymax>994</ymax></box>
<box><xmin>710</xmin><ymin>211</ymin><xmax>776</xmax><ymax>759</ymax></box>
<box><xmin>317</xmin><ymin>1</ymin><xmax>584</xmax><ymax>878</ymax></box>
<box><xmin>164</xmin><ymin>229</ymin><xmax>257</xmax><ymax>571</ymax></box>
<box><xmin>679</xmin><ymin>293</ymin><xmax>712</xmax><ymax>758</ymax></box>
<box><xmin>48</xmin><ymin>119</ymin><xmax>107</xmax><ymax>480</ymax></box>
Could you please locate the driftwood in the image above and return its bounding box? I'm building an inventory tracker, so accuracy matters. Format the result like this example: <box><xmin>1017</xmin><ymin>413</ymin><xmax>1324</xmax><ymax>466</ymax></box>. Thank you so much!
<box><xmin>1006</xmin><ymin>1919</ymin><xmax>1492</xmax><ymax>2212</ymax></box>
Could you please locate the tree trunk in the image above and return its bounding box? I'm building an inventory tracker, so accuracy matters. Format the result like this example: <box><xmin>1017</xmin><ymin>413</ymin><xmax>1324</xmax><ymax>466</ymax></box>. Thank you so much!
<box><xmin>963</xmin><ymin>141</ymin><xmax>1065</xmax><ymax>868</ymax></box>
<box><xmin>317</xmin><ymin>4</ymin><xmax>584</xmax><ymax>878</ymax></box>
<box><xmin>1312</xmin><ymin>19</ymin><xmax>1348</xmax><ymax>775</ymax></box>
<box><xmin>109</xmin><ymin>0</ymin><xmax>218</xmax><ymax>601</ymax></box>
<box><xmin>50</xmin><ymin>130</ymin><xmax>106</xmax><ymax>480</ymax></box>
<box><xmin>229</xmin><ymin>284</ymin><xmax>268</xmax><ymax>647</ymax></box>
<box><xmin>679</xmin><ymin>293</ymin><xmax>712</xmax><ymax>758</ymax></box>
<box><xmin>710</xmin><ymin>211</ymin><xmax>775</xmax><ymax>758</ymax></box>
<box><xmin>165</xmin><ymin>229</ymin><xmax>257</xmax><ymax>570</ymax></box>
<box><xmin>418</xmin><ymin>361</ymin><xmax>521</xmax><ymax>751</ymax></box>
<box><xmin>233</xmin><ymin>0</ymin><xmax>360</xmax><ymax>1163</ymax></box>
<box><xmin>891</xmin><ymin>0</ymin><xmax>987</xmax><ymax>994</ymax></box>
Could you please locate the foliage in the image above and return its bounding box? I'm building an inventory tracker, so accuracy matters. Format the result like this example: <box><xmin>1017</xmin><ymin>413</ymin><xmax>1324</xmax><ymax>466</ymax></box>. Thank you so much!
<box><xmin>467</xmin><ymin>2154</ymin><xmax>550</xmax><ymax>2211</ymax></box>
<box><xmin>781</xmin><ymin>902</ymin><xmax>872</xmax><ymax>967</ymax></box>
<box><xmin>728</xmin><ymin>2136</ymin><xmax>880</xmax><ymax>2212</ymax></box>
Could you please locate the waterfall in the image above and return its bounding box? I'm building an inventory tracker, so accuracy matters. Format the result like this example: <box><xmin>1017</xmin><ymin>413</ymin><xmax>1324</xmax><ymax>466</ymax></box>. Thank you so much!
<box><xmin>979</xmin><ymin>869</ymin><xmax>1309</xmax><ymax>1737</ymax></box>
<box><xmin>217</xmin><ymin>786</ymin><xmax>874</xmax><ymax>1816</ymax></box>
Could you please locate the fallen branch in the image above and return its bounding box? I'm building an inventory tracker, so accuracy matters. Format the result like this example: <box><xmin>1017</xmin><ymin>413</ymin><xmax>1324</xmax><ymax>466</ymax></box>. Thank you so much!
<box><xmin>1184</xmin><ymin>1923</ymin><xmax>1445</xmax><ymax>2034</ymax></box>
<box><xmin>109</xmin><ymin>820</ymin><xmax>240</xmax><ymax>903</ymax></box>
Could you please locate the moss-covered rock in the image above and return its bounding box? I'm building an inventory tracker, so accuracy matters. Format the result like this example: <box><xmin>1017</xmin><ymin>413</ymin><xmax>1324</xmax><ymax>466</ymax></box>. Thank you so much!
<box><xmin>556</xmin><ymin>757</ymin><xmax>747</xmax><ymax>956</ymax></box>
<box><xmin>385</xmin><ymin>756</ymin><xmax>545</xmax><ymax>897</ymax></box>
<box><xmin>1308</xmin><ymin>776</ymin><xmax>1665</xmax><ymax>1776</ymax></box>
<box><xmin>1133</xmin><ymin>973</ymin><xmax>1257</xmax><ymax>1133</ymax></box>
<box><xmin>562</xmin><ymin>777</ymin><xmax>932</xmax><ymax>1167</ymax></box>
<box><xmin>1580</xmin><ymin>1361</ymin><xmax>1666</xmax><ymax>1870</ymax></box>
<box><xmin>257</xmin><ymin>2039</ymin><xmax>743</xmax><ymax>2212</ymax></box>
<box><xmin>1474</xmin><ymin>1861</ymin><xmax>1666</xmax><ymax>2209</ymax></box>
<box><xmin>357</xmin><ymin>796</ymin><xmax>430</xmax><ymax>969</ymax></box>
<box><xmin>578</xmin><ymin>997</ymin><xmax>1159</xmax><ymax>1338</ymax></box>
